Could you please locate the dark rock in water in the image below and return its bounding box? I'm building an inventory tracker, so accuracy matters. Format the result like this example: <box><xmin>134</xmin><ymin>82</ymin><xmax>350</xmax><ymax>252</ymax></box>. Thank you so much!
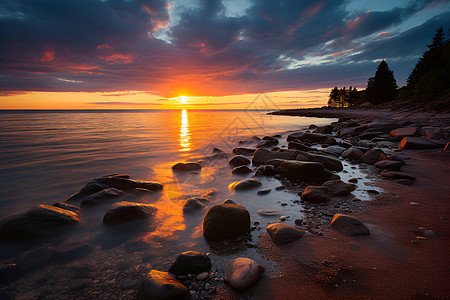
<box><xmin>256</xmin><ymin>139</ymin><xmax>278</xmax><ymax>148</ymax></box>
<box><xmin>52</xmin><ymin>202</ymin><xmax>80</xmax><ymax>213</ymax></box>
<box><xmin>213</xmin><ymin>147</ymin><xmax>225</xmax><ymax>154</ymax></box>
<box><xmin>104</xmin><ymin>173</ymin><xmax>131</xmax><ymax>179</ymax></box>
<box><xmin>390</xmin><ymin>127</ymin><xmax>419</xmax><ymax>139</ymax></box>
<box><xmin>394</xmin><ymin>179</ymin><xmax>414</xmax><ymax>185</ymax></box>
<box><xmin>228</xmin><ymin>155</ymin><xmax>251</xmax><ymax>167</ymax></box>
<box><xmin>136</xmin><ymin>270</ymin><xmax>188</xmax><ymax>300</ymax></box>
<box><xmin>0</xmin><ymin>264</ymin><xmax>18</xmax><ymax>282</ymax></box>
<box><xmin>360</xmin><ymin>149</ymin><xmax>387</xmax><ymax>164</ymax></box>
<box><xmin>278</xmin><ymin>160</ymin><xmax>338</xmax><ymax>184</ymax></box>
<box><xmin>223</xmin><ymin>199</ymin><xmax>237</xmax><ymax>204</ymax></box>
<box><xmin>203</xmin><ymin>203</ymin><xmax>250</xmax><ymax>241</ymax></box>
<box><xmin>257</xmin><ymin>188</ymin><xmax>271</xmax><ymax>195</ymax></box>
<box><xmin>265</xmin><ymin>159</ymin><xmax>286</xmax><ymax>168</ymax></box>
<box><xmin>301</xmin><ymin>186</ymin><xmax>331</xmax><ymax>203</ymax></box>
<box><xmin>314</xmin><ymin>125</ymin><xmax>333</xmax><ymax>134</ymax></box>
<box><xmin>55</xmin><ymin>242</ymin><xmax>90</xmax><ymax>261</ymax></box>
<box><xmin>322</xmin><ymin>145</ymin><xmax>347</xmax><ymax>156</ymax></box>
<box><xmin>348</xmin><ymin>178</ymin><xmax>358</xmax><ymax>183</ymax></box>
<box><xmin>252</xmin><ymin>148</ymin><xmax>299</xmax><ymax>165</ymax></box>
<box><xmin>374</xmin><ymin>160</ymin><xmax>402</xmax><ymax>171</ymax></box>
<box><xmin>381</xmin><ymin>171</ymin><xmax>416</xmax><ymax>181</ymax></box>
<box><xmin>357</xmin><ymin>131</ymin><xmax>384</xmax><ymax>140</ymax></box>
<box><xmin>81</xmin><ymin>188</ymin><xmax>124</xmax><ymax>207</ymax></box>
<box><xmin>231</xmin><ymin>165</ymin><xmax>252</xmax><ymax>175</ymax></box>
<box><xmin>322</xmin><ymin>180</ymin><xmax>356</xmax><ymax>196</ymax></box>
<box><xmin>330</xmin><ymin>214</ymin><xmax>370</xmax><ymax>235</ymax></box>
<box><xmin>103</xmin><ymin>201</ymin><xmax>157</xmax><ymax>225</ymax></box>
<box><xmin>266</xmin><ymin>222</ymin><xmax>303</xmax><ymax>245</ymax></box>
<box><xmin>288</xmin><ymin>141</ymin><xmax>314</xmax><ymax>151</ymax></box>
<box><xmin>342</xmin><ymin>147</ymin><xmax>364</xmax><ymax>161</ymax></box>
<box><xmin>296</xmin><ymin>151</ymin><xmax>343</xmax><ymax>172</ymax></box>
<box><xmin>322</xmin><ymin>136</ymin><xmax>337</xmax><ymax>146</ymax></box>
<box><xmin>225</xmin><ymin>258</ymin><xmax>264</xmax><ymax>290</ymax></box>
<box><xmin>93</xmin><ymin>176</ymin><xmax>140</xmax><ymax>190</ymax></box>
<box><xmin>66</xmin><ymin>181</ymin><xmax>111</xmax><ymax>202</ymax></box>
<box><xmin>286</xmin><ymin>132</ymin><xmax>328</xmax><ymax>143</ymax></box>
<box><xmin>168</xmin><ymin>251</ymin><xmax>211</xmax><ymax>276</ymax></box>
<box><xmin>135</xmin><ymin>181</ymin><xmax>164</xmax><ymax>191</ymax></box>
<box><xmin>255</xmin><ymin>165</ymin><xmax>277</xmax><ymax>176</ymax></box>
<box><xmin>16</xmin><ymin>243</ymin><xmax>55</xmax><ymax>272</ymax></box>
<box><xmin>275</xmin><ymin>185</ymin><xmax>285</xmax><ymax>191</ymax></box>
<box><xmin>229</xmin><ymin>179</ymin><xmax>262</xmax><ymax>191</ymax></box>
<box><xmin>338</xmin><ymin>140</ymin><xmax>353</xmax><ymax>148</ymax></box>
<box><xmin>399</xmin><ymin>137</ymin><xmax>443</xmax><ymax>150</ymax></box>
<box><xmin>257</xmin><ymin>209</ymin><xmax>280</xmax><ymax>216</ymax></box>
<box><xmin>0</xmin><ymin>204</ymin><xmax>80</xmax><ymax>240</ymax></box>
<box><xmin>233</xmin><ymin>147</ymin><xmax>256</xmax><ymax>156</ymax></box>
<box><xmin>262</xmin><ymin>136</ymin><xmax>278</xmax><ymax>142</ymax></box>
<box><xmin>172</xmin><ymin>162</ymin><xmax>202</xmax><ymax>172</ymax></box>
<box><xmin>183</xmin><ymin>198</ymin><xmax>206</xmax><ymax>213</ymax></box>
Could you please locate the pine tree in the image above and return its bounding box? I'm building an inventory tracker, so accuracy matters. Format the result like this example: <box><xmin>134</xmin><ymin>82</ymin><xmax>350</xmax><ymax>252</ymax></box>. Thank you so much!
<box><xmin>328</xmin><ymin>87</ymin><xmax>339</xmax><ymax>107</ymax></box>
<box><xmin>366</xmin><ymin>60</ymin><xmax>398</xmax><ymax>104</ymax></box>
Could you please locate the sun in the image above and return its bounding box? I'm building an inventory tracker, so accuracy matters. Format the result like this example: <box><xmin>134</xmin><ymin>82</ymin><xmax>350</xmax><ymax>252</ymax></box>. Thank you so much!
<box><xmin>179</xmin><ymin>96</ymin><xmax>188</xmax><ymax>104</ymax></box>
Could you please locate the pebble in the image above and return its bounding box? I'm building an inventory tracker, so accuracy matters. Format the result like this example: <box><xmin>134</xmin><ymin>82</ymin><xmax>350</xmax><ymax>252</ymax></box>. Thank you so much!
<box><xmin>279</xmin><ymin>215</ymin><xmax>287</xmax><ymax>222</ymax></box>
<box><xmin>196</xmin><ymin>272</ymin><xmax>209</xmax><ymax>280</ymax></box>
<box><xmin>409</xmin><ymin>202</ymin><xmax>420</xmax><ymax>206</ymax></box>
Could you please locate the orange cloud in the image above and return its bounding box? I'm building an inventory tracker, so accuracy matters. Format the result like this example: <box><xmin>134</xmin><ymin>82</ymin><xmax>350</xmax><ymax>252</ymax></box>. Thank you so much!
<box><xmin>99</xmin><ymin>54</ymin><xmax>132</xmax><ymax>64</ymax></box>
<box><xmin>39</xmin><ymin>49</ymin><xmax>55</xmax><ymax>62</ymax></box>
<box><xmin>97</xmin><ymin>44</ymin><xmax>113</xmax><ymax>49</ymax></box>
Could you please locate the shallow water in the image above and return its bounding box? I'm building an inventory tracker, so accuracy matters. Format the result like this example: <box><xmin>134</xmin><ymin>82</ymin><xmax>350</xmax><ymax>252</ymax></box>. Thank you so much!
<box><xmin>0</xmin><ymin>109</ymin><xmax>380</xmax><ymax>298</ymax></box>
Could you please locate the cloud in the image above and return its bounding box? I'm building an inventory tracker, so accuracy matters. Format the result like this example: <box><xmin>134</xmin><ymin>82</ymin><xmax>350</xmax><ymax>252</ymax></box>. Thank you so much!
<box><xmin>88</xmin><ymin>102</ymin><xmax>162</xmax><ymax>106</ymax></box>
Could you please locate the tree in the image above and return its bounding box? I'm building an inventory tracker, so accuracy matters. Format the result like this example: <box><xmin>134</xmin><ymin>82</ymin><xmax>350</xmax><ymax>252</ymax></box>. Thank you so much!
<box><xmin>328</xmin><ymin>86</ymin><xmax>358</xmax><ymax>107</ymax></box>
<box><xmin>366</xmin><ymin>60</ymin><xmax>398</xmax><ymax>104</ymax></box>
<box><xmin>328</xmin><ymin>87</ymin><xmax>340</xmax><ymax>107</ymax></box>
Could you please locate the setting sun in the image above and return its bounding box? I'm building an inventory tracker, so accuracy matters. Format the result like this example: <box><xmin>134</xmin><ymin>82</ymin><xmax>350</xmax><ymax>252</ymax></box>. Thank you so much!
<box><xmin>179</xmin><ymin>96</ymin><xmax>188</xmax><ymax>104</ymax></box>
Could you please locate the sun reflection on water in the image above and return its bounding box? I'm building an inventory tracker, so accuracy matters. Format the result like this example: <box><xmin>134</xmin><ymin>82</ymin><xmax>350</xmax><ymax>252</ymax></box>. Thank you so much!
<box><xmin>179</xmin><ymin>109</ymin><xmax>191</xmax><ymax>152</ymax></box>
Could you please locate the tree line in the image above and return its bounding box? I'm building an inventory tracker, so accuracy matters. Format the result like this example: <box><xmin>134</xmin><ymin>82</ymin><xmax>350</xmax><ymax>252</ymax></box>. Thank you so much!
<box><xmin>328</xmin><ymin>26</ymin><xmax>450</xmax><ymax>107</ymax></box>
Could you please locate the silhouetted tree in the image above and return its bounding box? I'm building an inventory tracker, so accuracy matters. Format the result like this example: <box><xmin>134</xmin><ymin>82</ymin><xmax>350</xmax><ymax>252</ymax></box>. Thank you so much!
<box><xmin>328</xmin><ymin>86</ymin><xmax>358</xmax><ymax>107</ymax></box>
<box><xmin>398</xmin><ymin>26</ymin><xmax>450</xmax><ymax>102</ymax></box>
<box><xmin>328</xmin><ymin>87</ymin><xmax>340</xmax><ymax>107</ymax></box>
<box><xmin>366</xmin><ymin>60</ymin><xmax>398</xmax><ymax>104</ymax></box>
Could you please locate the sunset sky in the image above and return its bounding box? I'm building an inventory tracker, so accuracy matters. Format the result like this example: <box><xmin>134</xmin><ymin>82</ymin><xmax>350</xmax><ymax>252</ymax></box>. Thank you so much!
<box><xmin>0</xmin><ymin>0</ymin><xmax>449</xmax><ymax>109</ymax></box>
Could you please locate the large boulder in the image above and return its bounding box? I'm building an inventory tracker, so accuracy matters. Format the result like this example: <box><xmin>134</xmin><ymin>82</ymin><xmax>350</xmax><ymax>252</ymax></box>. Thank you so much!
<box><xmin>202</xmin><ymin>203</ymin><xmax>250</xmax><ymax>241</ymax></box>
<box><xmin>399</xmin><ymin>137</ymin><xmax>443</xmax><ymax>150</ymax></box>
<box><xmin>288</xmin><ymin>141</ymin><xmax>314</xmax><ymax>152</ymax></box>
<box><xmin>265</xmin><ymin>158</ymin><xmax>286</xmax><ymax>168</ymax></box>
<box><xmin>168</xmin><ymin>251</ymin><xmax>211</xmax><ymax>276</ymax></box>
<box><xmin>374</xmin><ymin>160</ymin><xmax>402</xmax><ymax>171</ymax></box>
<box><xmin>255</xmin><ymin>165</ymin><xmax>277</xmax><ymax>176</ymax></box>
<box><xmin>390</xmin><ymin>127</ymin><xmax>420</xmax><ymax>140</ymax></box>
<box><xmin>322</xmin><ymin>180</ymin><xmax>356</xmax><ymax>197</ymax></box>
<box><xmin>256</xmin><ymin>139</ymin><xmax>278</xmax><ymax>148</ymax></box>
<box><xmin>359</xmin><ymin>149</ymin><xmax>387</xmax><ymax>164</ymax></box>
<box><xmin>225</xmin><ymin>258</ymin><xmax>264</xmax><ymax>290</ymax></box>
<box><xmin>314</xmin><ymin>125</ymin><xmax>333</xmax><ymax>134</ymax></box>
<box><xmin>278</xmin><ymin>160</ymin><xmax>338</xmax><ymax>184</ymax></box>
<box><xmin>228</xmin><ymin>179</ymin><xmax>262</xmax><ymax>191</ymax></box>
<box><xmin>301</xmin><ymin>186</ymin><xmax>331</xmax><ymax>203</ymax></box>
<box><xmin>266</xmin><ymin>223</ymin><xmax>302</xmax><ymax>245</ymax></box>
<box><xmin>0</xmin><ymin>205</ymin><xmax>80</xmax><ymax>240</ymax></box>
<box><xmin>295</xmin><ymin>151</ymin><xmax>343</xmax><ymax>172</ymax></box>
<box><xmin>52</xmin><ymin>202</ymin><xmax>80</xmax><ymax>214</ymax></box>
<box><xmin>231</xmin><ymin>165</ymin><xmax>253</xmax><ymax>175</ymax></box>
<box><xmin>81</xmin><ymin>188</ymin><xmax>124</xmax><ymax>207</ymax></box>
<box><xmin>136</xmin><ymin>270</ymin><xmax>188</xmax><ymax>300</ymax></box>
<box><xmin>228</xmin><ymin>155</ymin><xmax>251</xmax><ymax>167</ymax></box>
<box><xmin>380</xmin><ymin>171</ymin><xmax>416</xmax><ymax>181</ymax></box>
<box><xmin>103</xmin><ymin>201</ymin><xmax>157</xmax><ymax>225</ymax></box>
<box><xmin>342</xmin><ymin>147</ymin><xmax>364</xmax><ymax>161</ymax></box>
<box><xmin>330</xmin><ymin>214</ymin><xmax>370</xmax><ymax>235</ymax></box>
<box><xmin>232</xmin><ymin>147</ymin><xmax>256</xmax><ymax>156</ymax></box>
<box><xmin>286</xmin><ymin>132</ymin><xmax>328</xmax><ymax>143</ymax></box>
<box><xmin>172</xmin><ymin>162</ymin><xmax>202</xmax><ymax>172</ymax></box>
<box><xmin>252</xmin><ymin>149</ymin><xmax>299</xmax><ymax>165</ymax></box>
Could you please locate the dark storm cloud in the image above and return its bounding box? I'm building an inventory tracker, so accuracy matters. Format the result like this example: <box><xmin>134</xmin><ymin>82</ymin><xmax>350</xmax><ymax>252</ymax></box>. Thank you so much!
<box><xmin>0</xmin><ymin>0</ymin><xmax>447</xmax><ymax>96</ymax></box>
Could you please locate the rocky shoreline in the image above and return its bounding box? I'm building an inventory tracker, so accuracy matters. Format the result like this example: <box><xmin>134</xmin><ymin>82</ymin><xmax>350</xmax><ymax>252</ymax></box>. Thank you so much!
<box><xmin>1</xmin><ymin>108</ymin><xmax>449</xmax><ymax>299</ymax></box>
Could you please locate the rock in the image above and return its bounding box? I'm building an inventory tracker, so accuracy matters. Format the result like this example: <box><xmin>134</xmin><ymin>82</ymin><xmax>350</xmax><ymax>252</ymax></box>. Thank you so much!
<box><xmin>257</xmin><ymin>189</ymin><xmax>271</xmax><ymax>195</ymax></box>
<box><xmin>275</xmin><ymin>185</ymin><xmax>285</xmax><ymax>191</ymax></box>
<box><xmin>196</xmin><ymin>272</ymin><xmax>209</xmax><ymax>280</ymax></box>
<box><xmin>252</xmin><ymin>148</ymin><xmax>299</xmax><ymax>165</ymax></box>
<box><xmin>266</xmin><ymin>223</ymin><xmax>303</xmax><ymax>245</ymax></box>
<box><xmin>278</xmin><ymin>160</ymin><xmax>337</xmax><ymax>184</ymax></box>
<box><xmin>359</xmin><ymin>149</ymin><xmax>387</xmax><ymax>164</ymax></box>
<box><xmin>286</xmin><ymin>132</ymin><xmax>328</xmax><ymax>143</ymax></box>
<box><xmin>0</xmin><ymin>204</ymin><xmax>80</xmax><ymax>240</ymax></box>
<box><xmin>16</xmin><ymin>243</ymin><xmax>54</xmax><ymax>272</ymax></box>
<box><xmin>52</xmin><ymin>202</ymin><xmax>80</xmax><ymax>213</ymax></box>
<box><xmin>228</xmin><ymin>155</ymin><xmax>251</xmax><ymax>167</ymax></box>
<box><xmin>357</xmin><ymin>131</ymin><xmax>384</xmax><ymax>140</ymax></box>
<box><xmin>172</xmin><ymin>162</ymin><xmax>202</xmax><ymax>172</ymax></box>
<box><xmin>394</xmin><ymin>179</ymin><xmax>414</xmax><ymax>185</ymax></box>
<box><xmin>348</xmin><ymin>178</ymin><xmax>358</xmax><ymax>183</ymax></box>
<box><xmin>228</xmin><ymin>179</ymin><xmax>262</xmax><ymax>191</ymax></box>
<box><xmin>55</xmin><ymin>242</ymin><xmax>90</xmax><ymax>260</ymax></box>
<box><xmin>69</xmin><ymin>278</ymin><xmax>91</xmax><ymax>291</ymax></box>
<box><xmin>322</xmin><ymin>137</ymin><xmax>337</xmax><ymax>146</ymax></box>
<box><xmin>301</xmin><ymin>186</ymin><xmax>331</xmax><ymax>203</ymax></box>
<box><xmin>399</xmin><ymin>137</ymin><xmax>443</xmax><ymax>150</ymax></box>
<box><xmin>103</xmin><ymin>201</ymin><xmax>157</xmax><ymax>225</ymax></box>
<box><xmin>182</xmin><ymin>198</ymin><xmax>206</xmax><ymax>213</ymax></box>
<box><xmin>168</xmin><ymin>251</ymin><xmax>211</xmax><ymax>276</ymax></box>
<box><xmin>92</xmin><ymin>176</ymin><xmax>142</xmax><ymax>190</ymax></box>
<box><xmin>330</xmin><ymin>214</ymin><xmax>370</xmax><ymax>235</ymax></box>
<box><xmin>203</xmin><ymin>203</ymin><xmax>250</xmax><ymax>241</ymax></box>
<box><xmin>80</xmin><ymin>188</ymin><xmax>124</xmax><ymax>207</ymax></box>
<box><xmin>390</xmin><ymin>127</ymin><xmax>419</xmax><ymax>139</ymax></box>
<box><xmin>322</xmin><ymin>145</ymin><xmax>347</xmax><ymax>156</ymax></box>
<box><xmin>213</xmin><ymin>147</ymin><xmax>225</xmax><ymax>154</ymax></box>
<box><xmin>65</xmin><ymin>181</ymin><xmax>111</xmax><ymax>202</ymax></box>
<box><xmin>288</xmin><ymin>141</ymin><xmax>314</xmax><ymax>151</ymax></box>
<box><xmin>265</xmin><ymin>159</ymin><xmax>286</xmax><ymax>168</ymax></box>
<box><xmin>231</xmin><ymin>165</ymin><xmax>252</xmax><ymax>175</ymax></box>
<box><xmin>374</xmin><ymin>160</ymin><xmax>402</xmax><ymax>171</ymax></box>
<box><xmin>135</xmin><ymin>181</ymin><xmax>164</xmax><ymax>191</ymax></box>
<box><xmin>232</xmin><ymin>147</ymin><xmax>256</xmax><ymax>156</ymax></box>
<box><xmin>255</xmin><ymin>164</ymin><xmax>277</xmax><ymax>176</ymax></box>
<box><xmin>256</xmin><ymin>139</ymin><xmax>278</xmax><ymax>148</ymax></box>
<box><xmin>314</xmin><ymin>125</ymin><xmax>333</xmax><ymax>134</ymax></box>
<box><xmin>257</xmin><ymin>209</ymin><xmax>280</xmax><ymax>217</ymax></box>
<box><xmin>322</xmin><ymin>180</ymin><xmax>356</xmax><ymax>196</ymax></box>
<box><xmin>295</xmin><ymin>151</ymin><xmax>343</xmax><ymax>172</ymax></box>
<box><xmin>342</xmin><ymin>148</ymin><xmax>364</xmax><ymax>161</ymax></box>
<box><xmin>224</xmin><ymin>258</ymin><xmax>264</xmax><ymax>290</ymax></box>
<box><xmin>381</xmin><ymin>171</ymin><xmax>416</xmax><ymax>181</ymax></box>
<box><xmin>136</xmin><ymin>270</ymin><xmax>188</xmax><ymax>300</ymax></box>
<box><xmin>223</xmin><ymin>199</ymin><xmax>237</xmax><ymax>204</ymax></box>
<box><xmin>0</xmin><ymin>264</ymin><xmax>18</xmax><ymax>282</ymax></box>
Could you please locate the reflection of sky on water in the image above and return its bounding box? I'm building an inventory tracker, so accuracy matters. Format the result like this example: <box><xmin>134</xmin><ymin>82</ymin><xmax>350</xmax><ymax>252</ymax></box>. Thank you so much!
<box><xmin>178</xmin><ymin>109</ymin><xmax>191</xmax><ymax>152</ymax></box>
